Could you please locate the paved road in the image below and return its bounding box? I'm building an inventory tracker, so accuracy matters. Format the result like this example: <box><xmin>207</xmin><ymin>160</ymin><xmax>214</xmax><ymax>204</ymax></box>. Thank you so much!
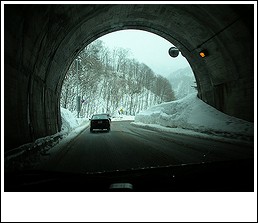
<box><xmin>39</xmin><ymin>121</ymin><xmax>253</xmax><ymax>174</ymax></box>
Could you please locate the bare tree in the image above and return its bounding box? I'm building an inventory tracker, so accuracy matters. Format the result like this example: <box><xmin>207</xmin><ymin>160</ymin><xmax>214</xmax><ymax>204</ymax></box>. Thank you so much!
<box><xmin>61</xmin><ymin>40</ymin><xmax>176</xmax><ymax>117</ymax></box>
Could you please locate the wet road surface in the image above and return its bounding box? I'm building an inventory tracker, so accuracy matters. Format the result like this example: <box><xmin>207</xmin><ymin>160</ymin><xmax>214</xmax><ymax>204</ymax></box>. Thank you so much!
<box><xmin>37</xmin><ymin>121</ymin><xmax>254</xmax><ymax>174</ymax></box>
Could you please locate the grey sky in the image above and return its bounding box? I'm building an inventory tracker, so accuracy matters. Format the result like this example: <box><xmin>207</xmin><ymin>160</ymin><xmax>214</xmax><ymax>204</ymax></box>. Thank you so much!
<box><xmin>98</xmin><ymin>29</ymin><xmax>192</xmax><ymax>77</ymax></box>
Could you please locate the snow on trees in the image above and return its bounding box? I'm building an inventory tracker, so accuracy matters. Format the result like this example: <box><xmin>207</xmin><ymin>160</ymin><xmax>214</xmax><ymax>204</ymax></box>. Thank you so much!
<box><xmin>60</xmin><ymin>39</ymin><xmax>175</xmax><ymax>117</ymax></box>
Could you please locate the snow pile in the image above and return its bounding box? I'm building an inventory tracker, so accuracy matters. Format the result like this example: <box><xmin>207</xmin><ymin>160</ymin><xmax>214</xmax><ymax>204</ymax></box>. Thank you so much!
<box><xmin>60</xmin><ymin>107</ymin><xmax>87</xmax><ymax>133</ymax></box>
<box><xmin>112</xmin><ymin>115</ymin><xmax>135</xmax><ymax>121</ymax></box>
<box><xmin>134</xmin><ymin>93</ymin><xmax>254</xmax><ymax>140</ymax></box>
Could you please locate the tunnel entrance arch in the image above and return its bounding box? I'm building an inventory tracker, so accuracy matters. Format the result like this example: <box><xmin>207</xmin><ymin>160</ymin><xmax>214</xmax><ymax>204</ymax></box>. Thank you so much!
<box><xmin>4</xmin><ymin>4</ymin><xmax>254</xmax><ymax>151</ymax></box>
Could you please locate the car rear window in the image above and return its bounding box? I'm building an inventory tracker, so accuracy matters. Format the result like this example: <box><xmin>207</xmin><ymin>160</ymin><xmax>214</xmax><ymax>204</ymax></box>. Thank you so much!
<box><xmin>91</xmin><ymin>114</ymin><xmax>109</xmax><ymax>120</ymax></box>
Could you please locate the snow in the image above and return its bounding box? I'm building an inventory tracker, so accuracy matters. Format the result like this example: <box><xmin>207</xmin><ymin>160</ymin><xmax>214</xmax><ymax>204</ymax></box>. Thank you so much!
<box><xmin>60</xmin><ymin>108</ymin><xmax>82</xmax><ymax>131</ymax></box>
<box><xmin>167</xmin><ymin>66</ymin><xmax>197</xmax><ymax>99</ymax></box>
<box><xmin>56</xmin><ymin>93</ymin><xmax>254</xmax><ymax>149</ymax></box>
<box><xmin>54</xmin><ymin>110</ymin><xmax>135</xmax><ymax>150</ymax></box>
<box><xmin>3</xmin><ymin>90</ymin><xmax>256</xmax><ymax>223</ymax></box>
<box><xmin>134</xmin><ymin>93</ymin><xmax>254</xmax><ymax>144</ymax></box>
<box><xmin>60</xmin><ymin>108</ymin><xmax>135</xmax><ymax>133</ymax></box>
<box><xmin>111</xmin><ymin>115</ymin><xmax>135</xmax><ymax>121</ymax></box>
<box><xmin>5</xmin><ymin>92</ymin><xmax>254</xmax><ymax>162</ymax></box>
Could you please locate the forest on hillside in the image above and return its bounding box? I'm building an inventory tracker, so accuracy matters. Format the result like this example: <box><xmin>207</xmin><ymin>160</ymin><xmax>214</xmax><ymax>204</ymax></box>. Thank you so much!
<box><xmin>60</xmin><ymin>40</ymin><xmax>175</xmax><ymax>117</ymax></box>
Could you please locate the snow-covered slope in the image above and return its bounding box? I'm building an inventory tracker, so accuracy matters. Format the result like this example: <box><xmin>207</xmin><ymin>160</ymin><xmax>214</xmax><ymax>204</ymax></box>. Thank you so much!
<box><xmin>168</xmin><ymin>67</ymin><xmax>197</xmax><ymax>99</ymax></box>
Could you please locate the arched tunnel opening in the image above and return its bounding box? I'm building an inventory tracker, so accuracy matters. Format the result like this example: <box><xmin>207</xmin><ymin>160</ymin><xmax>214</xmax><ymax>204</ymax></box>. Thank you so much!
<box><xmin>3</xmin><ymin>3</ymin><xmax>255</xmax><ymax>193</ymax></box>
<box><xmin>4</xmin><ymin>4</ymin><xmax>254</xmax><ymax>152</ymax></box>
<box><xmin>60</xmin><ymin>29</ymin><xmax>196</xmax><ymax>120</ymax></box>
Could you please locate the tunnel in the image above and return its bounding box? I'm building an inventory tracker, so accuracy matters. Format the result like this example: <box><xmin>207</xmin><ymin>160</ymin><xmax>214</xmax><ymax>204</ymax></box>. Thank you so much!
<box><xmin>4</xmin><ymin>4</ymin><xmax>254</xmax><ymax>152</ymax></box>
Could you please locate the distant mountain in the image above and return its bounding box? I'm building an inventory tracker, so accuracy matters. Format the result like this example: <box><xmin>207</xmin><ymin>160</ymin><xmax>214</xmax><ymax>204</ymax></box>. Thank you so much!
<box><xmin>167</xmin><ymin>67</ymin><xmax>197</xmax><ymax>99</ymax></box>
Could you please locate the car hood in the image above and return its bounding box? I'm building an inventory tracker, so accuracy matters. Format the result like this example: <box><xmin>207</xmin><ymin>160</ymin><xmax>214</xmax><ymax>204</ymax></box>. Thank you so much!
<box><xmin>4</xmin><ymin>158</ymin><xmax>254</xmax><ymax>192</ymax></box>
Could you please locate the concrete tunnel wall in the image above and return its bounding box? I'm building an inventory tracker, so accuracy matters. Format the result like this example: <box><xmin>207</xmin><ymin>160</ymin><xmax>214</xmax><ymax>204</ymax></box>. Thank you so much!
<box><xmin>4</xmin><ymin>4</ymin><xmax>254</xmax><ymax>151</ymax></box>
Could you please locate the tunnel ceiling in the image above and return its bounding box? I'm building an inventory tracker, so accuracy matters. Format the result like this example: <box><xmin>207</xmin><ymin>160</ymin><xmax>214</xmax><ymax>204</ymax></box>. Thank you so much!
<box><xmin>4</xmin><ymin>4</ymin><xmax>254</xmax><ymax>151</ymax></box>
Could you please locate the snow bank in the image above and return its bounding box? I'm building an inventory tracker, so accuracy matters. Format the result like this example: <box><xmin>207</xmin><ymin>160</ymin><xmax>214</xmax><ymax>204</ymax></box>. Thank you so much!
<box><xmin>134</xmin><ymin>93</ymin><xmax>254</xmax><ymax>138</ymax></box>
<box><xmin>60</xmin><ymin>107</ymin><xmax>88</xmax><ymax>134</ymax></box>
<box><xmin>112</xmin><ymin>115</ymin><xmax>135</xmax><ymax>121</ymax></box>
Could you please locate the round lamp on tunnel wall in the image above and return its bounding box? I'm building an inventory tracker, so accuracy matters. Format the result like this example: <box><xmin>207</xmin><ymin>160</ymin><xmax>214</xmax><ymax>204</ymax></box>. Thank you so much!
<box><xmin>168</xmin><ymin>47</ymin><xmax>179</xmax><ymax>58</ymax></box>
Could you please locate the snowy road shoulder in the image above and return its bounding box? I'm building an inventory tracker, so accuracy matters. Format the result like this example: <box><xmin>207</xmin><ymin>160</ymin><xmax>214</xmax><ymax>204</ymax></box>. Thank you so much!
<box><xmin>131</xmin><ymin>122</ymin><xmax>253</xmax><ymax>146</ymax></box>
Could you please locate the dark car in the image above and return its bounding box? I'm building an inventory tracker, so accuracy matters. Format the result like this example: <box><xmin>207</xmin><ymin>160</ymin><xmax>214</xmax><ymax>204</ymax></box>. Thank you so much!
<box><xmin>90</xmin><ymin>114</ymin><xmax>111</xmax><ymax>132</ymax></box>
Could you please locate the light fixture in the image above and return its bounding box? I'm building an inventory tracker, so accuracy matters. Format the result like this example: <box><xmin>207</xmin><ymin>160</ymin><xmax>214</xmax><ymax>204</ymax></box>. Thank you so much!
<box><xmin>199</xmin><ymin>49</ymin><xmax>209</xmax><ymax>58</ymax></box>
